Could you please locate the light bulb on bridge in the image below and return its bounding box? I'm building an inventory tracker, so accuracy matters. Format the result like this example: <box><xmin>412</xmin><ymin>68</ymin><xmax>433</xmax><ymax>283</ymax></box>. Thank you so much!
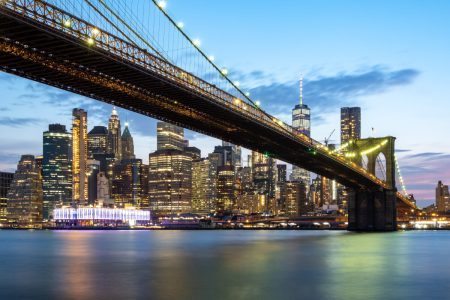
<box><xmin>234</xmin><ymin>81</ymin><xmax>240</xmax><ymax>87</ymax></box>
<box><xmin>87</xmin><ymin>38</ymin><xmax>95</xmax><ymax>46</ymax></box>
<box><xmin>245</xmin><ymin>92</ymin><xmax>250</xmax><ymax>97</ymax></box>
<box><xmin>63</xmin><ymin>19</ymin><xmax>71</xmax><ymax>27</ymax></box>
<box><xmin>157</xmin><ymin>1</ymin><xmax>167</xmax><ymax>9</ymax></box>
<box><xmin>255</xmin><ymin>100</ymin><xmax>261</xmax><ymax>106</ymax></box>
<box><xmin>193</xmin><ymin>39</ymin><xmax>201</xmax><ymax>47</ymax></box>
<box><xmin>208</xmin><ymin>55</ymin><xmax>215</xmax><ymax>62</ymax></box>
<box><xmin>176</xmin><ymin>22</ymin><xmax>184</xmax><ymax>29</ymax></box>
<box><xmin>221</xmin><ymin>68</ymin><xmax>228</xmax><ymax>75</ymax></box>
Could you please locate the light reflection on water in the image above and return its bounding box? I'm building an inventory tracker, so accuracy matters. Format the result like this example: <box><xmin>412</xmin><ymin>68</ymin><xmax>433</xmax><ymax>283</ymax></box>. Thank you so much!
<box><xmin>0</xmin><ymin>230</ymin><xmax>449</xmax><ymax>300</ymax></box>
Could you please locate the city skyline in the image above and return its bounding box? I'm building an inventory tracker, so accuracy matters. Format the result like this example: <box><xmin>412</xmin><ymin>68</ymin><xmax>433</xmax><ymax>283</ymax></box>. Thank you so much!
<box><xmin>1</xmin><ymin>0</ymin><xmax>449</xmax><ymax>207</ymax></box>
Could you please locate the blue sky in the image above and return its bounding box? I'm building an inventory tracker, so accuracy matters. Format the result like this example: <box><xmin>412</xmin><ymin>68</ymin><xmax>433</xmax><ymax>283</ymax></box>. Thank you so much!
<box><xmin>1</xmin><ymin>0</ymin><xmax>449</xmax><ymax>207</ymax></box>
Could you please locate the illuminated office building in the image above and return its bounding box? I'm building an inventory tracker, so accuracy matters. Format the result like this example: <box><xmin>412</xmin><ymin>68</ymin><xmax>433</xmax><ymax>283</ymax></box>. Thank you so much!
<box><xmin>157</xmin><ymin>121</ymin><xmax>184</xmax><ymax>151</ymax></box>
<box><xmin>150</xmin><ymin>122</ymin><xmax>192</xmax><ymax>214</ymax></box>
<box><xmin>217</xmin><ymin>165</ymin><xmax>236</xmax><ymax>211</ymax></box>
<box><xmin>139</xmin><ymin>164</ymin><xmax>150</xmax><ymax>209</ymax></box>
<box><xmin>192</xmin><ymin>158</ymin><xmax>211</xmax><ymax>213</ymax></box>
<box><xmin>42</xmin><ymin>124</ymin><xmax>72</xmax><ymax>219</ymax></box>
<box><xmin>112</xmin><ymin>159</ymin><xmax>142</xmax><ymax>208</ymax></box>
<box><xmin>252</xmin><ymin>151</ymin><xmax>276</xmax><ymax>212</ymax></box>
<box><xmin>279</xmin><ymin>181</ymin><xmax>309</xmax><ymax>217</ymax></box>
<box><xmin>121</xmin><ymin>123</ymin><xmax>135</xmax><ymax>160</ymax></box>
<box><xmin>0</xmin><ymin>171</ymin><xmax>14</xmax><ymax>224</ymax></box>
<box><xmin>7</xmin><ymin>155</ymin><xmax>43</xmax><ymax>226</ymax></box>
<box><xmin>149</xmin><ymin>149</ymin><xmax>192</xmax><ymax>214</ymax></box>
<box><xmin>236</xmin><ymin>166</ymin><xmax>257</xmax><ymax>213</ymax></box>
<box><xmin>222</xmin><ymin>141</ymin><xmax>241</xmax><ymax>169</ymax></box>
<box><xmin>340</xmin><ymin>107</ymin><xmax>361</xmax><ymax>144</ymax></box>
<box><xmin>72</xmin><ymin>108</ymin><xmax>88</xmax><ymax>206</ymax></box>
<box><xmin>291</xmin><ymin>76</ymin><xmax>311</xmax><ymax>187</ymax></box>
<box><xmin>277</xmin><ymin>164</ymin><xmax>287</xmax><ymax>183</ymax></box>
<box><xmin>107</xmin><ymin>107</ymin><xmax>122</xmax><ymax>160</ymax></box>
<box><xmin>88</xmin><ymin>125</ymin><xmax>108</xmax><ymax>157</ymax></box>
<box><xmin>87</xmin><ymin>159</ymin><xmax>100</xmax><ymax>205</ymax></box>
<box><xmin>436</xmin><ymin>181</ymin><xmax>450</xmax><ymax>213</ymax></box>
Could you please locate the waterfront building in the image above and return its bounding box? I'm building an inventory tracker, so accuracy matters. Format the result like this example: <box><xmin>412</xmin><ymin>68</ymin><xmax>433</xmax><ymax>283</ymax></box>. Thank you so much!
<box><xmin>88</xmin><ymin>125</ymin><xmax>108</xmax><ymax>157</ymax></box>
<box><xmin>97</xmin><ymin>172</ymin><xmax>112</xmax><ymax>207</ymax></box>
<box><xmin>7</xmin><ymin>155</ymin><xmax>43</xmax><ymax>227</ymax></box>
<box><xmin>112</xmin><ymin>159</ymin><xmax>142</xmax><ymax>208</ymax></box>
<box><xmin>72</xmin><ymin>108</ymin><xmax>88</xmax><ymax>206</ymax></box>
<box><xmin>217</xmin><ymin>165</ymin><xmax>236</xmax><ymax>210</ymax></box>
<box><xmin>192</xmin><ymin>158</ymin><xmax>211</xmax><ymax>213</ymax></box>
<box><xmin>140</xmin><ymin>164</ymin><xmax>150</xmax><ymax>209</ymax></box>
<box><xmin>291</xmin><ymin>77</ymin><xmax>311</xmax><ymax>187</ymax></box>
<box><xmin>87</xmin><ymin>159</ymin><xmax>100</xmax><ymax>205</ymax></box>
<box><xmin>53</xmin><ymin>207</ymin><xmax>150</xmax><ymax>227</ymax></box>
<box><xmin>42</xmin><ymin>124</ymin><xmax>72</xmax><ymax>219</ymax></box>
<box><xmin>236</xmin><ymin>166</ymin><xmax>257</xmax><ymax>213</ymax></box>
<box><xmin>157</xmin><ymin>121</ymin><xmax>184</xmax><ymax>151</ymax></box>
<box><xmin>279</xmin><ymin>181</ymin><xmax>309</xmax><ymax>217</ymax></box>
<box><xmin>107</xmin><ymin>107</ymin><xmax>122</xmax><ymax>160</ymax></box>
<box><xmin>0</xmin><ymin>171</ymin><xmax>14</xmax><ymax>225</ymax></box>
<box><xmin>340</xmin><ymin>107</ymin><xmax>361</xmax><ymax>144</ymax></box>
<box><xmin>121</xmin><ymin>123</ymin><xmax>135</xmax><ymax>160</ymax></box>
<box><xmin>149</xmin><ymin>149</ymin><xmax>192</xmax><ymax>214</ymax></box>
<box><xmin>436</xmin><ymin>181</ymin><xmax>450</xmax><ymax>213</ymax></box>
<box><xmin>252</xmin><ymin>151</ymin><xmax>276</xmax><ymax>212</ymax></box>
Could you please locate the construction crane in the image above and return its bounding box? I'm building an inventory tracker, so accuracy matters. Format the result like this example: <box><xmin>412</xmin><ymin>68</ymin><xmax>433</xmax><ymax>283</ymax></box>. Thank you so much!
<box><xmin>323</xmin><ymin>129</ymin><xmax>335</xmax><ymax>146</ymax></box>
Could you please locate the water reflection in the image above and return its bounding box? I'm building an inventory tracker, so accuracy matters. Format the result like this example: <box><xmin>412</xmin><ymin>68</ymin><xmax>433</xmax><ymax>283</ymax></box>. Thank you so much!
<box><xmin>1</xmin><ymin>230</ymin><xmax>450</xmax><ymax>300</ymax></box>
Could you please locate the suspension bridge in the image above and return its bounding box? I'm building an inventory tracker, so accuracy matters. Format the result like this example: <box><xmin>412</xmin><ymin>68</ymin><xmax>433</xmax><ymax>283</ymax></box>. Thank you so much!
<box><xmin>0</xmin><ymin>0</ymin><xmax>417</xmax><ymax>231</ymax></box>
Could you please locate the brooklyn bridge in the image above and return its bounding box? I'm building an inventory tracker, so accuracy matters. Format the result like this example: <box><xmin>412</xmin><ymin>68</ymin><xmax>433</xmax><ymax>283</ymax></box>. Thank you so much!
<box><xmin>0</xmin><ymin>0</ymin><xmax>417</xmax><ymax>231</ymax></box>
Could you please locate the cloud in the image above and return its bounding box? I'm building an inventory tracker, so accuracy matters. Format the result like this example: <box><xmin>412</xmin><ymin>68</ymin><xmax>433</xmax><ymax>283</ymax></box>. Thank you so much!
<box><xmin>397</xmin><ymin>152</ymin><xmax>450</xmax><ymax>206</ymax></box>
<box><xmin>246</xmin><ymin>66</ymin><xmax>419</xmax><ymax>124</ymax></box>
<box><xmin>0</xmin><ymin>117</ymin><xmax>44</xmax><ymax>127</ymax></box>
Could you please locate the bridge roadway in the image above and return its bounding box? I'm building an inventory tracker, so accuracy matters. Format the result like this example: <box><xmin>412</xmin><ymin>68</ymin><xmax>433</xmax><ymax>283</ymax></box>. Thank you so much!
<box><xmin>0</xmin><ymin>0</ymin><xmax>415</xmax><ymax>210</ymax></box>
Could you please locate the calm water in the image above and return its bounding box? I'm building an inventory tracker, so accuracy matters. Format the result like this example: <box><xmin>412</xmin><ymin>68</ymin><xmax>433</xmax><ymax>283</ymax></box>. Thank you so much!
<box><xmin>0</xmin><ymin>230</ymin><xmax>449</xmax><ymax>300</ymax></box>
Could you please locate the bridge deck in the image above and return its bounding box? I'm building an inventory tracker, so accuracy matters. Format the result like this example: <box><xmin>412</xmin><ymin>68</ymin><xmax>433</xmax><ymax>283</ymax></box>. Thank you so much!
<box><xmin>0</xmin><ymin>0</ymin><xmax>416</xmax><ymax>209</ymax></box>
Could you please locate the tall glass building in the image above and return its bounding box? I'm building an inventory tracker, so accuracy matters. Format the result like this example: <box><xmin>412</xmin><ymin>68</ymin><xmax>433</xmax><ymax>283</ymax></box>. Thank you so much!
<box><xmin>88</xmin><ymin>125</ymin><xmax>108</xmax><ymax>157</ymax></box>
<box><xmin>7</xmin><ymin>155</ymin><xmax>43</xmax><ymax>227</ymax></box>
<box><xmin>291</xmin><ymin>77</ymin><xmax>311</xmax><ymax>186</ymax></box>
<box><xmin>157</xmin><ymin>122</ymin><xmax>184</xmax><ymax>151</ymax></box>
<box><xmin>107</xmin><ymin>107</ymin><xmax>122</xmax><ymax>160</ymax></box>
<box><xmin>0</xmin><ymin>171</ymin><xmax>14</xmax><ymax>225</ymax></box>
<box><xmin>42</xmin><ymin>124</ymin><xmax>72</xmax><ymax>219</ymax></box>
<box><xmin>340</xmin><ymin>107</ymin><xmax>361</xmax><ymax>144</ymax></box>
<box><xmin>72</xmin><ymin>108</ymin><xmax>88</xmax><ymax>206</ymax></box>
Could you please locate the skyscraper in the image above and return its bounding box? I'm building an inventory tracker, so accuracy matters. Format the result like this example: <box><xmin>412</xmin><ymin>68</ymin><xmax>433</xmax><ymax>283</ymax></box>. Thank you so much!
<box><xmin>340</xmin><ymin>107</ymin><xmax>361</xmax><ymax>144</ymax></box>
<box><xmin>72</xmin><ymin>108</ymin><xmax>88</xmax><ymax>206</ymax></box>
<box><xmin>0</xmin><ymin>171</ymin><xmax>14</xmax><ymax>225</ymax></box>
<box><xmin>279</xmin><ymin>181</ymin><xmax>309</xmax><ymax>217</ymax></box>
<box><xmin>192</xmin><ymin>158</ymin><xmax>212</xmax><ymax>213</ymax></box>
<box><xmin>121</xmin><ymin>123</ymin><xmax>135</xmax><ymax>160</ymax></box>
<box><xmin>252</xmin><ymin>151</ymin><xmax>276</xmax><ymax>212</ymax></box>
<box><xmin>217</xmin><ymin>165</ymin><xmax>236</xmax><ymax>211</ymax></box>
<box><xmin>7</xmin><ymin>155</ymin><xmax>43</xmax><ymax>227</ymax></box>
<box><xmin>112</xmin><ymin>158</ymin><xmax>142</xmax><ymax>208</ymax></box>
<box><xmin>276</xmin><ymin>164</ymin><xmax>287</xmax><ymax>183</ymax></box>
<box><xmin>157</xmin><ymin>122</ymin><xmax>184</xmax><ymax>151</ymax></box>
<box><xmin>107</xmin><ymin>107</ymin><xmax>122</xmax><ymax>160</ymax></box>
<box><xmin>436</xmin><ymin>181</ymin><xmax>450</xmax><ymax>213</ymax></box>
<box><xmin>222</xmin><ymin>141</ymin><xmax>241</xmax><ymax>168</ymax></box>
<box><xmin>148</xmin><ymin>149</ymin><xmax>192</xmax><ymax>214</ymax></box>
<box><xmin>291</xmin><ymin>76</ymin><xmax>311</xmax><ymax>186</ymax></box>
<box><xmin>42</xmin><ymin>124</ymin><xmax>72</xmax><ymax>219</ymax></box>
<box><xmin>88</xmin><ymin>125</ymin><xmax>108</xmax><ymax>157</ymax></box>
<box><xmin>149</xmin><ymin>122</ymin><xmax>192</xmax><ymax>214</ymax></box>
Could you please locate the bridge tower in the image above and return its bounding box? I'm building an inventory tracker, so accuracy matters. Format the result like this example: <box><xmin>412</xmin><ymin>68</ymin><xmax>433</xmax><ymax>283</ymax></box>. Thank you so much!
<box><xmin>346</xmin><ymin>137</ymin><xmax>397</xmax><ymax>231</ymax></box>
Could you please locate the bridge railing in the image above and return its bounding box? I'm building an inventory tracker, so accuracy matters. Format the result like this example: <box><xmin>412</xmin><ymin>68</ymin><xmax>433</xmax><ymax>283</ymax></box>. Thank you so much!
<box><xmin>1</xmin><ymin>0</ymin><xmax>396</xmax><ymax>192</ymax></box>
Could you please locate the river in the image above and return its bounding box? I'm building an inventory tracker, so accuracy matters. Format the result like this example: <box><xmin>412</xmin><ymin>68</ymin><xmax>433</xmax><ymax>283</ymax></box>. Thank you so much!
<box><xmin>0</xmin><ymin>230</ymin><xmax>448</xmax><ymax>300</ymax></box>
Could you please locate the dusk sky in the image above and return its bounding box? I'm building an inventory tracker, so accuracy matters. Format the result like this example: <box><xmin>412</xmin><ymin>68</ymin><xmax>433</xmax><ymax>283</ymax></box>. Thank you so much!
<box><xmin>1</xmin><ymin>0</ymin><xmax>449</xmax><ymax>207</ymax></box>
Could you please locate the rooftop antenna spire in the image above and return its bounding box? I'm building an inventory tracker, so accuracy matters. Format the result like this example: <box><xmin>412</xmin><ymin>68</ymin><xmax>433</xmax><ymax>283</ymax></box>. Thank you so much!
<box><xmin>299</xmin><ymin>75</ymin><xmax>303</xmax><ymax>106</ymax></box>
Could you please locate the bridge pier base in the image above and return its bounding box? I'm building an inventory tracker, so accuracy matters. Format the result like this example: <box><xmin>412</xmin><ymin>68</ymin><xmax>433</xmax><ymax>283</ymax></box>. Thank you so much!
<box><xmin>347</xmin><ymin>188</ymin><xmax>397</xmax><ymax>231</ymax></box>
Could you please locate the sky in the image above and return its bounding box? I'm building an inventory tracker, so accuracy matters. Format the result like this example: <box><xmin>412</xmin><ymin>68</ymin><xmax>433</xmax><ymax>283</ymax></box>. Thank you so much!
<box><xmin>1</xmin><ymin>0</ymin><xmax>449</xmax><ymax>207</ymax></box>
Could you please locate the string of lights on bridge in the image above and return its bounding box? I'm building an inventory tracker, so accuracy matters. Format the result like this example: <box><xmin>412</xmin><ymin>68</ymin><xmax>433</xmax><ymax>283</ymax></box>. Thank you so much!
<box><xmin>19</xmin><ymin>0</ymin><xmax>412</xmax><ymax>203</ymax></box>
